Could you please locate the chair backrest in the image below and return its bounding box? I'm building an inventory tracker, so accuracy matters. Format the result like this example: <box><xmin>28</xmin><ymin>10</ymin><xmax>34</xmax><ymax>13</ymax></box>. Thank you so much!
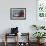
<box><xmin>11</xmin><ymin>27</ymin><xmax>18</xmax><ymax>34</ymax></box>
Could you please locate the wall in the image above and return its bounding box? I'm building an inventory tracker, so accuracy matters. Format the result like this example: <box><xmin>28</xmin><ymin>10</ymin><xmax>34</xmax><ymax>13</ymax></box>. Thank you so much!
<box><xmin>0</xmin><ymin>0</ymin><xmax>36</xmax><ymax>42</ymax></box>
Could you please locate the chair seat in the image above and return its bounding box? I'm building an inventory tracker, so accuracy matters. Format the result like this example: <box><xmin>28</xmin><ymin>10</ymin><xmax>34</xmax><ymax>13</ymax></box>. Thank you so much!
<box><xmin>6</xmin><ymin>33</ymin><xmax>17</xmax><ymax>36</ymax></box>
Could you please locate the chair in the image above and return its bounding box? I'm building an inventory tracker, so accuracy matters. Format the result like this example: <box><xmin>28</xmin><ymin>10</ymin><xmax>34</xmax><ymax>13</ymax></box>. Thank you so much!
<box><xmin>18</xmin><ymin>33</ymin><xmax>30</xmax><ymax>46</ymax></box>
<box><xmin>4</xmin><ymin>33</ymin><xmax>18</xmax><ymax>46</ymax></box>
<box><xmin>4</xmin><ymin>27</ymin><xmax>19</xmax><ymax>46</ymax></box>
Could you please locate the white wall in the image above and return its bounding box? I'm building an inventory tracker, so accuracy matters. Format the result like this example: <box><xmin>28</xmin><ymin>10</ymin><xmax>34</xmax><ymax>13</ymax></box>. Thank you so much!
<box><xmin>0</xmin><ymin>0</ymin><xmax>37</xmax><ymax>42</ymax></box>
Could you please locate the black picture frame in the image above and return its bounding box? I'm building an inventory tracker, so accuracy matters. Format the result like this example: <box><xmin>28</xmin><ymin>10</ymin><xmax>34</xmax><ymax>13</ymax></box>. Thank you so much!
<box><xmin>10</xmin><ymin>8</ymin><xmax>26</xmax><ymax>20</ymax></box>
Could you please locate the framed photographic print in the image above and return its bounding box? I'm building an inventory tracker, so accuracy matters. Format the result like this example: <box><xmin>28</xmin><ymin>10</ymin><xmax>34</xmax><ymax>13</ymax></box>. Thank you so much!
<box><xmin>37</xmin><ymin>0</ymin><xmax>46</xmax><ymax>18</ymax></box>
<box><xmin>36</xmin><ymin>0</ymin><xmax>46</xmax><ymax>26</ymax></box>
<box><xmin>10</xmin><ymin>8</ymin><xmax>26</xmax><ymax>20</ymax></box>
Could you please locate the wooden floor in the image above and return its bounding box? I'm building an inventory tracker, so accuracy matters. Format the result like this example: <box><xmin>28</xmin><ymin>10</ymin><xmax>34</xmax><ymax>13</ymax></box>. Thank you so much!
<box><xmin>0</xmin><ymin>42</ymin><xmax>46</xmax><ymax>46</ymax></box>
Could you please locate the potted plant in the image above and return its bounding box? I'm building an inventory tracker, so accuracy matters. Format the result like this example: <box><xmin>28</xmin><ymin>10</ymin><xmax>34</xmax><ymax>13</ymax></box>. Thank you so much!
<box><xmin>33</xmin><ymin>32</ymin><xmax>46</xmax><ymax>43</ymax></box>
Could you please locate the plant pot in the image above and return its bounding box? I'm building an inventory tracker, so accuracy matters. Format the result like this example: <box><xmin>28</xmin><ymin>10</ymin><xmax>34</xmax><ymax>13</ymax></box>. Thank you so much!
<box><xmin>37</xmin><ymin>39</ymin><xmax>40</xmax><ymax>43</ymax></box>
<box><xmin>37</xmin><ymin>39</ymin><xmax>45</xmax><ymax>44</ymax></box>
<box><xmin>40</xmin><ymin>38</ymin><xmax>45</xmax><ymax>43</ymax></box>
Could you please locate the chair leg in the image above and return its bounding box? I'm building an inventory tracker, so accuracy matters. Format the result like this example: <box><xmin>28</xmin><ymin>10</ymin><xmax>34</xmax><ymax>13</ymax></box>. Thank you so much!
<box><xmin>4</xmin><ymin>41</ymin><xmax>7</xmax><ymax>46</ymax></box>
<box><xmin>4</xmin><ymin>33</ymin><xmax>7</xmax><ymax>46</ymax></box>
